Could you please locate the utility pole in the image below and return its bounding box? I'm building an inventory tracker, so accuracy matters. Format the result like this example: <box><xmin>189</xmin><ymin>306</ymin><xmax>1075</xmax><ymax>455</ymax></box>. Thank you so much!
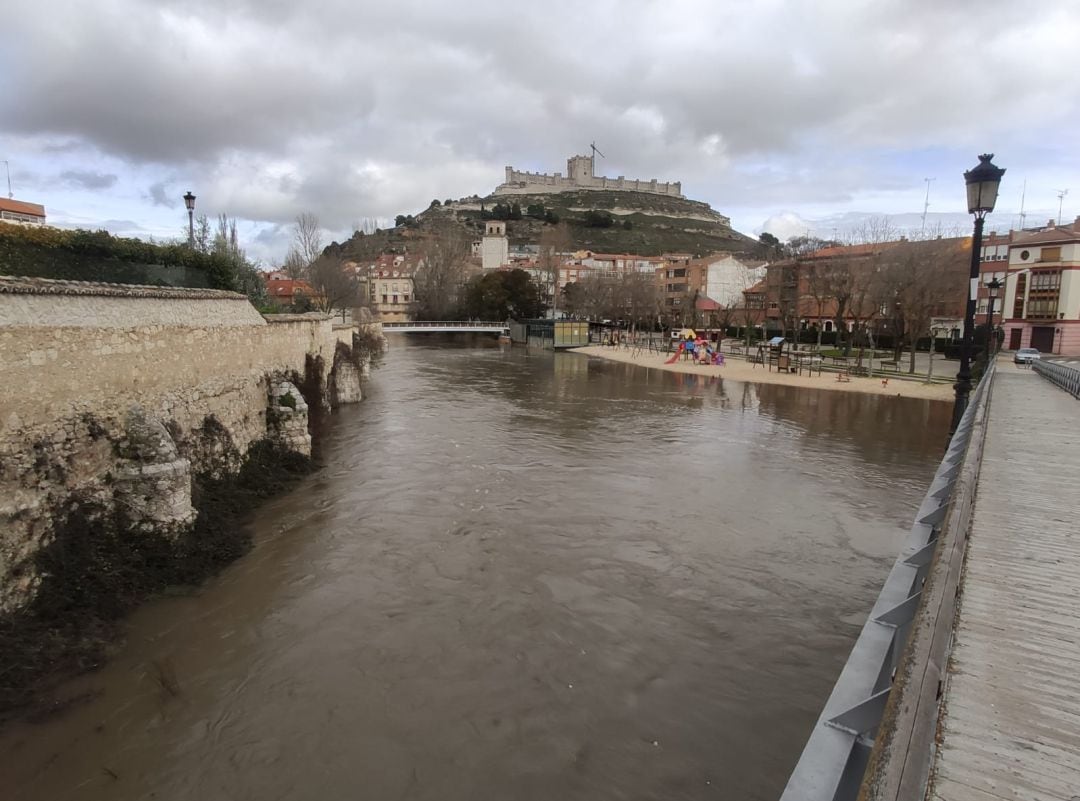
<box><xmin>1056</xmin><ymin>188</ymin><xmax>1069</xmax><ymax>225</ymax></box>
<box><xmin>920</xmin><ymin>177</ymin><xmax>935</xmax><ymax>235</ymax></box>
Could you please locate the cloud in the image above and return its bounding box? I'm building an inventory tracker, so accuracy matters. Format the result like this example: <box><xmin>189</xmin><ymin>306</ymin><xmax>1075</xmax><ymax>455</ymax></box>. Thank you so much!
<box><xmin>60</xmin><ymin>170</ymin><xmax>118</xmax><ymax>190</ymax></box>
<box><xmin>148</xmin><ymin>181</ymin><xmax>178</xmax><ymax>208</ymax></box>
<box><xmin>1</xmin><ymin>0</ymin><xmax>1078</xmax><ymax>261</ymax></box>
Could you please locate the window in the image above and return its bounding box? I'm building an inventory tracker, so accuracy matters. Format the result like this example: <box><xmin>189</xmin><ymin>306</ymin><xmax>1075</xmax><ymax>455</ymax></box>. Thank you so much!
<box><xmin>1026</xmin><ymin>298</ymin><xmax>1058</xmax><ymax>319</ymax></box>
<box><xmin>1012</xmin><ymin>274</ymin><xmax>1026</xmax><ymax>318</ymax></box>
<box><xmin>381</xmin><ymin>294</ymin><xmax>388</xmax><ymax>304</ymax></box>
<box><xmin>1030</xmin><ymin>271</ymin><xmax>1061</xmax><ymax>291</ymax></box>
<box><xmin>393</xmin><ymin>283</ymin><xmax>399</xmax><ymax>292</ymax></box>
<box><xmin>1039</xmin><ymin>246</ymin><xmax>1062</xmax><ymax>262</ymax></box>
<box><xmin>392</xmin><ymin>295</ymin><xmax>398</xmax><ymax>304</ymax></box>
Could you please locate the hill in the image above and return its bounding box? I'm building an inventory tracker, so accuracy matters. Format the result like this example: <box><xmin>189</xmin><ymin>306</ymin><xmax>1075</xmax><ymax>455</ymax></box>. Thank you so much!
<box><xmin>334</xmin><ymin>189</ymin><xmax>757</xmax><ymax>262</ymax></box>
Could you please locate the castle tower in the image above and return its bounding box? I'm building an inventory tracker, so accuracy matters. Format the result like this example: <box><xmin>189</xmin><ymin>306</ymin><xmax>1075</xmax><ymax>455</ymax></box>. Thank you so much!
<box><xmin>567</xmin><ymin>155</ymin><xmax>594</xmax><ymax>185</ymax></box>
<box><xmin>481</xmin><ymin>221</ymin><xmax>509</xmax><ymax>271</ymax></box>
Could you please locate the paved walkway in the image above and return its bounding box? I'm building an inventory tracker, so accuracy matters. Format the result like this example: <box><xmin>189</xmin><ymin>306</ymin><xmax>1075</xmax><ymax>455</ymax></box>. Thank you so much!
<box><xmin>930</xmin><ymin>366</ymin><xmax>1080</xmax><ymax>800</ymax></box>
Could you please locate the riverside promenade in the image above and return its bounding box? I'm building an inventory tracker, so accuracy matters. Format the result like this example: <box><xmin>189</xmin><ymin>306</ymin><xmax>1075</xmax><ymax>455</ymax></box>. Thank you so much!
<box><xmin>927</xmin><ymin>367</ymin><xmax>1080</xmax><ymax>800</ymax></box>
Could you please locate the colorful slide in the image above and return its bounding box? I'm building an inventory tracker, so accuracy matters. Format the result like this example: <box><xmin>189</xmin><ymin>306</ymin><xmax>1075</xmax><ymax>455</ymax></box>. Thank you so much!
<box><xmin>664</xmin><ymin>342</ymin><xmax>685</xmax><ymax>364</ymax></box>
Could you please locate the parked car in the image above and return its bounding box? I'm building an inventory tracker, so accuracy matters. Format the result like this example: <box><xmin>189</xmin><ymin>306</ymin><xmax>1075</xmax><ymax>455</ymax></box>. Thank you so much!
<box><xmin>1014</xmin><ymin>347</ymin><xmax>1041</xmax><ymax>364</ymax></box>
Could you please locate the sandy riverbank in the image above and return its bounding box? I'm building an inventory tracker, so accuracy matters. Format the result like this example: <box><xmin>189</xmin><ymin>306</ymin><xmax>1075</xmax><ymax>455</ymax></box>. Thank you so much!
<box><xmin>570</xmin><ymin>345</ymin><xmax>954</xmax><ymax>401</ymax></box>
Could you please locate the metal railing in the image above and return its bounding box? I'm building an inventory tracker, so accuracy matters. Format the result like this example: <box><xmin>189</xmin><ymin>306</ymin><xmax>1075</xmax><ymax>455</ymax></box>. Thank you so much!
<box><xmin>381</xmin><ymin>320</ymin><xmax>508</xmax><ymax>330</ymax></box>
<box><xmin>1033</xmin><ymin>359</ymin><xmax>1080</xmax><ymax>398</ymax></box>
<box><xmin>781</xmin><ymin>362</ymin><xmax>995</xmax><ymax>801</ymax></box>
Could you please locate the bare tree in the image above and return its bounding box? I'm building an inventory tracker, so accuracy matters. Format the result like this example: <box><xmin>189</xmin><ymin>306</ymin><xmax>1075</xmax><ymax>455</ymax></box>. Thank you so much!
<box><xmin>413</xmin><ymin>220</ymin><xmax>472</xmax><ymax>320</ymax></box>
<box><xmin>847</xmin><ymin>215</ymin><xmax>899</xmax><ymax>246</ymax></box>
<box><xmin>210</xmin><ymin>213</ymin><xmax>266</xmax><ymax>307</ymax></box>
<box><xmin>292</xmin><ymin>212</ymin><xmax>324</xmax><ymax>269</ymax></box>
<box><xmin>307</xmin><ymin>254</ymin><xmax>364</xmax><ymax>315</ymax></box>
<box><xmin>537</xmin><ymin>223</ymin><xmax>572</xmax><ymax>317</ymax></box>
<box><xmin>880</xmin><ymin>239</ymin><xmax>968</xmax><ymax>373</ymax></box>
<box><xmin>282</xmin><ymin>247</ymin><xmax>307</xmax><ymax>280</ymax></box>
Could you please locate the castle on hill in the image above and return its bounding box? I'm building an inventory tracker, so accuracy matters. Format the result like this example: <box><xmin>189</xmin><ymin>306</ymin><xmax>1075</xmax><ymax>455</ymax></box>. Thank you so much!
<box><xmin>494</xmin><ymin>153</ymin><xmax>682</xmax><ymax>198</ymax></box>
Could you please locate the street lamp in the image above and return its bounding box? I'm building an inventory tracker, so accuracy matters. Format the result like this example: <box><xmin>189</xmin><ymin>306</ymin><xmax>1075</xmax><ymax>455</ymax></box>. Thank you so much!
<box><xmin>951</xmin><ymin>154</ymin><xmax>1005</xmax><ymax>436</ymax></box>
<box><xmin>985</xmin><ymin>277</ymin><xmax>1002</xmax><ymax>355</ymax></box>
<box><xmin>183</xmin><ymin>191</ymin><xmax>196</xmax><ymax>248</ymax></box>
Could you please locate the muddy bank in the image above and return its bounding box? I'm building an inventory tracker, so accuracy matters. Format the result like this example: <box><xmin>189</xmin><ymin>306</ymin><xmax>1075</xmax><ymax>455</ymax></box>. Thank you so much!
<box><xmin>0</xmin><ymin>440</ymin><xmax>313</xmax><ymax>720</ymax></box>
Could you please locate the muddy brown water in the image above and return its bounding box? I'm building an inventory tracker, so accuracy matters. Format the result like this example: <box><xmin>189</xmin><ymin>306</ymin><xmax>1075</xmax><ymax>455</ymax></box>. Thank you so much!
<box><xmin>0</xmin><ymin>341</ymin><xmax>950</xmax><ymax>801</ymax></box>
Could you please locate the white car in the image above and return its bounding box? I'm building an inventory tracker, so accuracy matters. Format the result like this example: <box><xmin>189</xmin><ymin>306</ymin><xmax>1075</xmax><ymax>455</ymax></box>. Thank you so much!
<box><xmin>1014</xmin><ymin>347</ymin><xmax>1041</xmax><ymax>365</ymax></box>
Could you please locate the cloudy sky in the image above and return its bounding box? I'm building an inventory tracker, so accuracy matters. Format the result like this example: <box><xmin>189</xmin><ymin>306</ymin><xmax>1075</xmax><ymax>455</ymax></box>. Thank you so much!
<box><xmin>2</xmin><ymin>0</ymin><xmax>1079</xmax><ymax>263</ymax></box>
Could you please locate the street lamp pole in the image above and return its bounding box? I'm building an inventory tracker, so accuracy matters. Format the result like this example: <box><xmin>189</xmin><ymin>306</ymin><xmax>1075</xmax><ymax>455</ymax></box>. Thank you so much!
<box><xmin>951</xmin><ymin>154</ymin><xmax>1005</xmax><ymax>436</ymax></box>
<box><xmin>183</xmin><ymin>191</ymin><xmax>196</xmax><ymax>248</ymax></box>
<box><xmin>985</xmin><ymin>277</ymin><xmax>1001</xmax><ymax>356</ymax></box>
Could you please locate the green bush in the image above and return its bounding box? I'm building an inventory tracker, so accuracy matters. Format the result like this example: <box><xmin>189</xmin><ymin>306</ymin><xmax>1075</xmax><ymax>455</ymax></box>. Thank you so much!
<box><xmin>0</xmin><ymin>221</ymin><xmax>239</xmax><ymax>291</ymax></box>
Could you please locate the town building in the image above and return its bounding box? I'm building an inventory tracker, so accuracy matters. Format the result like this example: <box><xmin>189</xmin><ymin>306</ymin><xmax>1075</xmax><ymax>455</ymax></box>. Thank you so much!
<box><xmin>703</xmin><ymin>254</ymin><xmax>767</xmax><ymax>308</ymax></box>
<box><xmin>264</xmin><ymin>275</ymin><xmax>318</xmax><ymax>307</ymax></box>
<box><xmin>757</xmin><ymin>238</ymin><xmax>970</xmax><ymax>339</ymax></box>
<box><xmin>1001</xmin><ymin>218</ymin><xmax>1080</xmax><ymax>355</ymax></box>
<box><xmin>364</xmin><ymin>253</ymin><xmax>419</xmax><ymax>323</ymax></box>
<box><xmin>0</xmin><ymin>197</ymin><xmax>47</xmax><ymax>227</ymax></box>
<box><xmin>495</xmin><ymin>153</ymin><xmax>683</xmax><ymax>198</ymax></box>
<box><xmin>481</xmin><ymin>221</ymin><xmax>509</xmax><ymax>271</ymax></box>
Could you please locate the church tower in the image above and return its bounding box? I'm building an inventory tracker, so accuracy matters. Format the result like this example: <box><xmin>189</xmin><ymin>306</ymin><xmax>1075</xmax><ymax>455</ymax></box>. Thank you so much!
<box><xmin>481</xmin><ymin>221</ymin><xmax>509</xmax><ymax>271</ymax></box>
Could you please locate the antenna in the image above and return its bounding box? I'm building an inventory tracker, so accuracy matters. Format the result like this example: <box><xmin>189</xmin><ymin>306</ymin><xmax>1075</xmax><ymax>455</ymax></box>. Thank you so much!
<box><xmin>589</xmin><ymin>141</ymin><xmax>605</xmax><ymax>161</ymax></box>
<box><xmin>920</xmin><ymin>177</ymin><xmax>935</xmax><ymax>234</ymax></box>
<box><xmin>1056</xmin><ymin>188</ymin><xmax>1069</xmax><ymax>225</ymax></box>
<box><xmin>1018</xmin><ymin>179</ymin><xmax>1027</xmax><ymax>230</ymax></box>
<box><xmin>2</xmin><ymin>161</ymin><xmax>11</xmax><ymax>199</ymax></box>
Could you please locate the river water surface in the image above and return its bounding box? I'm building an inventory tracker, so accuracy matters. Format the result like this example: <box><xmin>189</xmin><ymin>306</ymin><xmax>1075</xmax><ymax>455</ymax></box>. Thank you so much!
<box><xmin>1</xmin><ymin>341</ymin><xmax>950</xmax><ymax>801</ymax></box>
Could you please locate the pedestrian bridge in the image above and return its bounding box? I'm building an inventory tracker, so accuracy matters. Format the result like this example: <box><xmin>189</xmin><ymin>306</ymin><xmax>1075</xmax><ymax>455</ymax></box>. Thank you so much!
<box><xmin>783</xmin><ymin>357</ymin><xmax>1080</xmax><ymax>801</ymax></box>
<box><xmin>381</xmin><ymin>321</ymin><xmax>508</xmax><ymax>334</ymax></box>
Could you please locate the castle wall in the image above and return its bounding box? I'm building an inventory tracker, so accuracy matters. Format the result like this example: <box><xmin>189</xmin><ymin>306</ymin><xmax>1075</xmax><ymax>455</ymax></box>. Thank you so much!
<box><xmin>495</xmin><ymin>157</ymin><xmax>683</xmax><ymax>198</ymax></box>
<box><xmin>0</xmin><ymin>278</ymin><xmax>379</xmax><ymax>613</ymax></box>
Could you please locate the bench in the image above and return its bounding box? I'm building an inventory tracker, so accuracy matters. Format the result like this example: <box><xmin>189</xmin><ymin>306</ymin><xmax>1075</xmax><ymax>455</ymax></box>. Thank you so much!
<box><xmin>880</xmin><ymin>360</ymin><xmax>900</xmax><ymax>373</ymax></box>
<box><xmin>836</xmin><ymin>371</ymin><xmax>851</xmax><ymax>383</ymax></box>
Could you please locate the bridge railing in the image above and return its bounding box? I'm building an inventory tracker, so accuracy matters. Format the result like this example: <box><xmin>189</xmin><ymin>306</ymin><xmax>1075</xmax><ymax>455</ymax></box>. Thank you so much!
<box><xmin>381</xmin><ymin>320</ymin><xmax>507</xmax><ymax>329</ymax></box>
<box><xmin>1033</xmin><ymin>358</ymin><xmax>1080</xmax><ymax>398</ymax></box>
<box><xmin>781</xmin><ymin>363</ymin><xmax>995</xmax><ymax>801</ymax></box>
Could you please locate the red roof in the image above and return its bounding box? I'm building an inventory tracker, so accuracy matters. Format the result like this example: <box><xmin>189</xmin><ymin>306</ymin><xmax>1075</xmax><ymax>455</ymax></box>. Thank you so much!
<box><xmin>695</xmin><ymin>297</ymin><xmax>721</xmax><ymax>311</ymax></box>
<box><xmin>0</xmin><ymin>198</ymin><xmax>46</xmax><ymax>218</ymax></box>
<box><xmin>265</xmin><ymin>278</ymin><xmax>315</xmax><ymax>297</ymax></box>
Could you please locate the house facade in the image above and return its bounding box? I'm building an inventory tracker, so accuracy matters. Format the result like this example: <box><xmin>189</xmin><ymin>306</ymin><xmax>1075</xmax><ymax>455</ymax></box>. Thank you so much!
<box><xmin>365</xmin><ymin>254</ymin><xmax>419</xmax><ymax>323</ymax></box>
<box><xmin>0</xmin><ymin>198</ymin><xmax>47</xmax><ymax>227</ymax></box>
<box><xmin>1001</xmin><ymin>218</ymin><xmax>1080</xmax><ymax>355</ymax></box>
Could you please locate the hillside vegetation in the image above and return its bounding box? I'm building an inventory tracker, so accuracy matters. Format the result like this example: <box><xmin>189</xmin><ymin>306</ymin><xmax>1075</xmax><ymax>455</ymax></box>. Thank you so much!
<box><xmin>335</xmin><ymin>189</ymin><xmax>756</xmax><ymax>261</ymax></box>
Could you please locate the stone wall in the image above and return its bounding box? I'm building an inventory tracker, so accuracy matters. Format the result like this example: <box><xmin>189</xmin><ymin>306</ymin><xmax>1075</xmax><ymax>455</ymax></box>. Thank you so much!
<box><xmin>496</xmin><ymin>161</ymin><xmax>683</xmax><ymax>197</ymax></box>
<box><xmin>0</xmin><ymin>277</ymin><xmax>382</xmax><ymax>614</ymax></box>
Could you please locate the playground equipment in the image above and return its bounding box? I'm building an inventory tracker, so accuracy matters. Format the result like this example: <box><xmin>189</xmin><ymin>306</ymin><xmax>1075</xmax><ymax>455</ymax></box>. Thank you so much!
<box><xmin>664</xmin><ymin>334</ymin><xmax>725</xmax><ymax>366</ymax></box>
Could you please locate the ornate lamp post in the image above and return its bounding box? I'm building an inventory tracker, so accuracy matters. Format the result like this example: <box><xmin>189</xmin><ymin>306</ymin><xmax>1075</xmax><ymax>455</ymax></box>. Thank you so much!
<box><xmin>985</xmin><ymin>277</ymin><xmax>1002</xmax><ymax>355</ymax></box>
<box><xmin>951</xmin><ymin>154</ymin><xmax>1005</xmax><ymax>436</ymax></box>
<box><xmin>183</xmin><ymin>191</ymin><xmax>196</xmax><ymax>248</ymax></box>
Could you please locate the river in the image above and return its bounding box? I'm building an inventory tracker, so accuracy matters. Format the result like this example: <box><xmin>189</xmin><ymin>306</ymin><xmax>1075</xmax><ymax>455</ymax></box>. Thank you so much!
<box><xmin>1</xmin><ymin>340</ymin><xmax>950</xmax><ymax>801</ymax></box>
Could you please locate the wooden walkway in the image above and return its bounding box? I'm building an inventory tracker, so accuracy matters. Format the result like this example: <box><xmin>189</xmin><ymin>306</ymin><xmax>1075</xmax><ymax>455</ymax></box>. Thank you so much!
<box><xmin>929</xmin><ymin>367</ymin><xmax>1080</xmax><ymax>800</ymax></box>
